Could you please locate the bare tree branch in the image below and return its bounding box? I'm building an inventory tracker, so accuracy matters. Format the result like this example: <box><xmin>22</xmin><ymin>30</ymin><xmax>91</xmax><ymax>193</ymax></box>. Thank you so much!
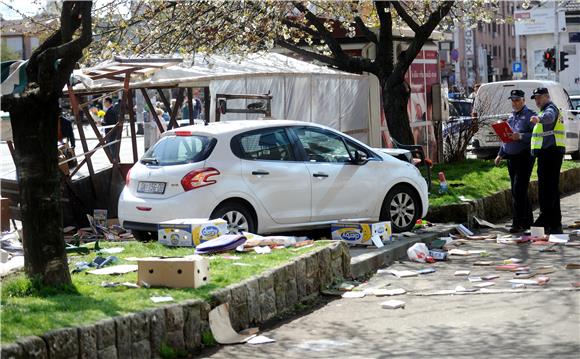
<box><xmin>353</xmin><ymin>16</ymin><xmax>378</xmax><ymax>44</ymax></box>
<box><xmin>292</xmin><ymin>2</ymin><xmax>348</xmax><ymax>63</ymax></box>
<box><xmin>392</xmin><ymin>1</ymin><xmax>420</xmax><ymax>33</ymax></box>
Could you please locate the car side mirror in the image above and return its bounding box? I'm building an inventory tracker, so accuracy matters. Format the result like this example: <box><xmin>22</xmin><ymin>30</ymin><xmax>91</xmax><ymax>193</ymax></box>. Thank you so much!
<box><xmin>352</xmin><ymin>150</ymin><xmax>369</xmax><ymax>165</ymax></box>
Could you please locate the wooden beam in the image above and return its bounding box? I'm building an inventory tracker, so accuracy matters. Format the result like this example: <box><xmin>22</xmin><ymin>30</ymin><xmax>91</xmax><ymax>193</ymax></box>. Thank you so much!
<box><xmin>203</xmin><ymin>87</ymin><xmax>210</xmax><ymax>124</ymax></box>
<box><xmin>140</xmin><ymin>88</ymin><xmax>165</xmax><ymax>133</ymax></box>
<box><xmin>187</xmin><ymin>88</ymin><xmax>194</xmax><ymax>125</ymax></box>
<box><xmin>67</xmin><ymin>85</ymin><xmax>96</xmax><ymax>196</ymax></box>
<box><xmin>156</xmin><ymin>89</ymin><xmax>171</xmax><ymax>113</ymax></box>
<box><xmin>167</xmin><ymin>88</ymin><xmax>184</xmax><ymax>130</ymax></box>
<box><xmin>126</xmin><ymin>89</ymin><xmax>138</xmax><ymax>163</ymax></box>
<box><xmin>81</xmin><ymin>106</ymin><xmax>115</xmax><ymax>164</ymax></box>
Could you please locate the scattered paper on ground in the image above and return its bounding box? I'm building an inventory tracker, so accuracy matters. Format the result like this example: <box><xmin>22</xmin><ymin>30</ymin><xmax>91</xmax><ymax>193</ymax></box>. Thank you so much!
<box><xmin>151</xmin><ymin>296</ymin><xmax>174</xmax><ymax>303</ymax></box>
<box><xmin>373</xmin><ymin>288</ymin><xmax>406</xmax><ymax>296</ymax></box>
<box><xmin>98</xmin><ymin>247</ymin><xmax>124</xmax><ymax>254</ymax></box>
<box><xmin>454</xmin><ymin>270</ymin><xmax>470</xmax><ymax>276</ymax></box>
<box><xmin>381</xmin><ymin>300</ymin><xmax>406</xmax><ymax>309</ymax></box>
<box><xmin>549</xmin><ymin>234</ymin><xmax>569</xmax><ymax>244</ymax></box>
<box><xmin>385</xmin><ymin>270</ymin><xmax>418</xmax><ymax>278</ymax></box>
<box><xmin>474</xmin><ymin>282</ymin><xmax>495</xmax><ymax>288</ymax></box>
<box><xmin>341</xmin><ymin>291</ymin><xmax>365</xmax><ymax>299</ymax></box>
<box><xmin>246</xmin><ymin>335</ymin><xmax>275</xmax><ymax>345</ymax></box>
<box><xmin>209</xmin><ymin>303</ymin><xmax>254</xmax><ymax>344</ymax></box>
<box><xmin>87</xmin><ymin>264</ymin><xmax>138</xmax><ymax>275</ymax></box>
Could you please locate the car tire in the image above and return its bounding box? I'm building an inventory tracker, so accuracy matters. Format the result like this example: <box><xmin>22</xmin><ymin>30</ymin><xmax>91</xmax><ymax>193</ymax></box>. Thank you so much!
<box><xmin>380</xmin><ymin>185</ymin><xmax>421</xmax><ymax>233</ymax></box>
<box><xmin>132</xmin><ymin>230</ymin><xmax>155</xmax><ymax>242</ymax></box>
<box><xmin>210</xmin><ymin>202</ymin><xmax>257</xmax><ymax>234</ymax></box>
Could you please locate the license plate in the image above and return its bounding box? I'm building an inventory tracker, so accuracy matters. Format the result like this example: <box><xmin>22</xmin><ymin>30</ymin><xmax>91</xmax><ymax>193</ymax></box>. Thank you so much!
<box><xmin>486</xmin><ymin>135</ymin><xmax>499</xmax><ymax>143</ymax></box>
<box><xmin>137</xmin><ymin>181</ymin><xmax>166</xmax><ymax>194</ymax></box>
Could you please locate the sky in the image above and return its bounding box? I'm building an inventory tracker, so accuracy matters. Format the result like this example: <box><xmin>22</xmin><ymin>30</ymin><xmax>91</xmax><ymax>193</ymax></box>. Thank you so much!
<box><xmin>0</xmin><ymin>0</ymin><xmax>47</xmax><ymax>20</ymax></box>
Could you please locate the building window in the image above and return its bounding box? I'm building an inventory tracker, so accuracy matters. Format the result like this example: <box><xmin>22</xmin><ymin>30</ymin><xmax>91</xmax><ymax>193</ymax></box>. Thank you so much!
<box><xmin>499</xmin><ymin>47</ymin><xmax>501</xmax><ymax>58</ymax></box>
<box><xmin>492</xmin><ymin>23</ymin><xmax>496</xmax><ymax>33</ymax></box>
<box><xmin>478</xmin><ymin>22</ymin><xmax>483</xmax><ymax>32</ymax></box>
<box><xmin>493</xmin><ymin>46</ymin><xmax>497</xmax><ymax>56</ymax></box>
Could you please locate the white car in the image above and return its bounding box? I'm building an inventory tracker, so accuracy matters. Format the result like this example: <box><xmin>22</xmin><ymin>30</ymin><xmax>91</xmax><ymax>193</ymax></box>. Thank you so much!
<box><xmin>118</xmin><ymin>120</ymin><xmax>429</xmax><ymax>240</ymax></box>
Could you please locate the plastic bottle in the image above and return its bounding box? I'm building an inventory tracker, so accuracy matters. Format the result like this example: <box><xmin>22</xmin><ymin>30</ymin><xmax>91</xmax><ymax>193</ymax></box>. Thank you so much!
<box><xmin>438</xmin><ymin>171</ymin><xmax>448</xmax><ymax>194</ymax></box>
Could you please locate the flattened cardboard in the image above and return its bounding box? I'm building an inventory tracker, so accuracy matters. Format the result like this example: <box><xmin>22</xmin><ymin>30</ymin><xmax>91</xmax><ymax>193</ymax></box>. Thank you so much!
<box><xmin>137</xmin><ymin>256</ymin><xmax>210</xmax><ymax>289</ymax></box>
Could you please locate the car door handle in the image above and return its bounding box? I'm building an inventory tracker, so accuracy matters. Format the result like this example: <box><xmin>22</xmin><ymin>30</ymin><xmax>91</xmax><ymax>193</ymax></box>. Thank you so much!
<box><xmin>251</xmin><ymin>170</ymin><xmax>270</xmax><ymax>176</ymax></box>
<box><xmin>313</xmin><ymin>172</ymin><xmax>329</xmax><ymax>178</ymax></box>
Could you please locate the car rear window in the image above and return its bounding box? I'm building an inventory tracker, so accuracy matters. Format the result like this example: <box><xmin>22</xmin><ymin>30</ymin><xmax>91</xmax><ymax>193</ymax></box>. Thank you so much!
<box><xmin>141</xmin><ymin>135</ymin><xmax>215</xmax><ymax>166</ymax></box>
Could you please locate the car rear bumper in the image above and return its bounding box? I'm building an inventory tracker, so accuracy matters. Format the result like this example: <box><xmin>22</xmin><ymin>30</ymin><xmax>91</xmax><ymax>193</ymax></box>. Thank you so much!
<box><xmin>118</xmin><ymin>187</ymin><xmax>217</xmax><ymax>228</ymax></box>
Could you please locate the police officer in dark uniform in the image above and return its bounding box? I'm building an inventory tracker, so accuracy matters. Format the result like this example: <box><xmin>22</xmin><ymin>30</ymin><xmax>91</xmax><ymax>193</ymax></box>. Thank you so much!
<box><xmin>529</xmin><ymin>87</ymin><xmax>566</xmax><ymax>234</ymax></box>
<box><xmin>494</xmin><ymin>89</ymin><xmax>536</xmax><ymax>233</ymax></box>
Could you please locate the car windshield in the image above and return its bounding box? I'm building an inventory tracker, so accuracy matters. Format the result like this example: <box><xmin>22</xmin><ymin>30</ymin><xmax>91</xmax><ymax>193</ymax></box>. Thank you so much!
<box><xmin>450</xmin><ymin>101</ymin><xmax>473</xmax><ymax>117</ymax></box>
<box><xmin>142</xmin><ymin>134</ymin><xmax>212</xmax><ymax>166</ymax></box>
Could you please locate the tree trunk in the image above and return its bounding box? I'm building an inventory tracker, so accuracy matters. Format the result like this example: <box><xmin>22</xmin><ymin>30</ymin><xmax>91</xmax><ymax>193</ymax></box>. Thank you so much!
<box><xmin>9</xmin><ymin>92</ymin><xmax>71</xmax><ymax>286</ymax></box>
<box><xmin>381</xmin><ymin>77</ymin><xmax>414</xmax><ymax>145</ymax></box>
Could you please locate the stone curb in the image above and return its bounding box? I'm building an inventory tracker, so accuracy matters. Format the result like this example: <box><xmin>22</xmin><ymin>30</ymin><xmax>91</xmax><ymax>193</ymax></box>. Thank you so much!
<box><xmin>425</xmin><ymin>167</ymin><xmax>580</xmax><ymax>226</ymax></box>
<box><xmin>349</xmin><ymin>225</ymin><xmax>455</xmax><ymax>279</ymax></box>
<box><xmin>0</xmin><ymin>241</ymin><xmax>351</xmax><ymax>359</ymax></box>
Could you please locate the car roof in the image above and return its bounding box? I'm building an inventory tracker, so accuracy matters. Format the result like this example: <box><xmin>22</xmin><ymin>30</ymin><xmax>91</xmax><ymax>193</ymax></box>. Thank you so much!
<box><xmin>164</xmin><ymin>119</ymin><xmax>326</xmax><ymax>136</ymax></box>
<box><xmin>479</xmin><ymin>80</ymin><xmax>561</xmax><ymax>89</ymax></box>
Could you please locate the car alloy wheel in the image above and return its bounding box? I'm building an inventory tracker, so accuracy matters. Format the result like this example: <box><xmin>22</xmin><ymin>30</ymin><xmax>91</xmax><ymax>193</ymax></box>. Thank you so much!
<box><xmin>222</xmin><ymin>210</ymin><xmax>249</xmax><ymax>233</ymax></box>
<box><xmin>389</xmin><ymin>192</ymin><xmax>416</xmax><ymax>230</ymax></box>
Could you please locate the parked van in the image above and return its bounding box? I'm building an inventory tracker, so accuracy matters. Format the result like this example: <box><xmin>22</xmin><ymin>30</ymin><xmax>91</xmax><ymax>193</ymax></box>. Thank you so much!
<box><xmin>471</xmin><ymin>80</ymin><xmax>580</xmax><ymax>160</ymax></box>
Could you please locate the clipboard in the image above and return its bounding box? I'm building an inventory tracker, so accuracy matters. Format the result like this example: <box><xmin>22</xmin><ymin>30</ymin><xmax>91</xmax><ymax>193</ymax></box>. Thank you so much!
<box><xmin>491</xmin><ymin>121</ymin><xmax>514</xmax><ymax>143</ymax></box>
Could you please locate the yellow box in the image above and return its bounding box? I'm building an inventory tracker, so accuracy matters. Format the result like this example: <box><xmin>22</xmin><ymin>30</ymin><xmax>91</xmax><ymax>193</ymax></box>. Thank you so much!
<box><xmin>158</xmin><ymin>218</ymin><xmax>228</xmax><ymax>247</ymax></box>
<box><xmin>331</xmin><ymin>220</ymin><xmax>392</xmax><ymax>245</ymax></box>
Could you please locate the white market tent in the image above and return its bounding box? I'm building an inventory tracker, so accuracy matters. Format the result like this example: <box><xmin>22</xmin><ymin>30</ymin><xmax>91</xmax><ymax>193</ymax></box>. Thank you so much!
<box><xmin>72</xmin><ymin>53</ymin><xmax>372</xmax><ymax>143</ymax></box>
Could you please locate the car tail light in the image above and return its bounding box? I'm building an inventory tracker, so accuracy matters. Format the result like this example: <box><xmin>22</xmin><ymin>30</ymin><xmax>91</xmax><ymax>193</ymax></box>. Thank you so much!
<box><xmin>125</xmin><ymin>168</ymin><xmax>132</xmax><ymax>186</ymax></box>
<box><xmin>174</xmin><ymin>130</ymin><xmax>193</xmax><ymax>136</ymax></box>
<box><xmin>181</xmin><ymin>168</ymin><xmax>220</xmax><ymax>191</ymax></box>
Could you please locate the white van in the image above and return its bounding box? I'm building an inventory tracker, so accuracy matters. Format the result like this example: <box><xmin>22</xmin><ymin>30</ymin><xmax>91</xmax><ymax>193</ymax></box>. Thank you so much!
<box><xmin>471</xmin><ymin>80</ymin><xmax>580</xmax><ymax>160</ymax></box>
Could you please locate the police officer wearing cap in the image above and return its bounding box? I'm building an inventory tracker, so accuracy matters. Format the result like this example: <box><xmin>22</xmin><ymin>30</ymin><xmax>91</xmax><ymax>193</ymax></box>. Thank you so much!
<box><xmin>529</xmin><ymin>87</ymin><xmax>566</xmax><ymax>234</ymax></box>
<box><xmin>494</xmin><ymin>89</ymin><xmax>536</xmax><ymax>233</ymax></box>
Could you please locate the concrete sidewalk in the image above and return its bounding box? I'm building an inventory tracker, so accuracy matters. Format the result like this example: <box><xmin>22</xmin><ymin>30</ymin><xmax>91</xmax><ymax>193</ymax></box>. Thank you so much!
<box><xmin>201</xmin><ymin>192</ymin><xmax>580</xmax><ymax>359</ymax></box>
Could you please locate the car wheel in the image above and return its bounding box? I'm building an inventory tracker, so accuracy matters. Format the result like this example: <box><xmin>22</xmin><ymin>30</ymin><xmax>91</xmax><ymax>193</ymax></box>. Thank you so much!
<box><xmin>380</xmin><ymin>185</ymin><xmax>421</xmax><ymax>233</ymax></box>
<box><xmin>132</xmin><ymin>230</ymin><xmax>155</xmax><ymax>242</ymax></box>
<box><xmin>211</xmin><ymin>202</ymin><xmax>256</xmax><ymax>234</ymax></box>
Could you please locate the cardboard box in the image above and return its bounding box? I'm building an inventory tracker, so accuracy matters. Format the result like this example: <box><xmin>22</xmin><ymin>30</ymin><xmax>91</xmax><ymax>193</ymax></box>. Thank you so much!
<box><xmin>93</xmin><ymin>209</ymin><xmax>108</xmax><ymax>228</ymax></box>
<box><xmin>158</xmin><ymin>218</ymin><xmax>228</xmax><ymax>247</ymax></box>
<box><xmin>137</xmin><ymin>256</ymin><xmax>210</xmax><ymax>289</ymax></box>
<box><xmin>331</xmin><ymin>220</ymin><xmax>392</xmax><ymax>245</ymax></box>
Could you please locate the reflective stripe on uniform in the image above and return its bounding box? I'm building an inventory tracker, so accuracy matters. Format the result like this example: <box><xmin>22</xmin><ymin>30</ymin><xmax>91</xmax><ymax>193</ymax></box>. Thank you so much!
<box><xmin>531</xmin><ymin>130</ymin><xmax>566</xmax><ymax>137</ymax></box>
<box><xmin>531</xmin><ymin>105</ymin><xmax>566</xmax><ymax>151</ymax></box>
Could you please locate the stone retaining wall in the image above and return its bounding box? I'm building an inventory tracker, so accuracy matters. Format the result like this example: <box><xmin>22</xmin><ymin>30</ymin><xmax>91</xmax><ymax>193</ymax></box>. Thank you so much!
<box><xmin>1</xmin><ymin>241</ymin><xmax>351</xmax><ymax>359</ymax></box>
<box><xmin>426</xmin><ymin>167</ymin><xmax>580</xmax><ymax>226</ymax></box>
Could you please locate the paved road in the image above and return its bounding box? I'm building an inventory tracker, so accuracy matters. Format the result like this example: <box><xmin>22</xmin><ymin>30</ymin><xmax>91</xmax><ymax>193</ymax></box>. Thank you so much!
<box><xmin>201</xmin><ymin>192</ymin><xmax>580</xmax><ymax>359</ymax></box>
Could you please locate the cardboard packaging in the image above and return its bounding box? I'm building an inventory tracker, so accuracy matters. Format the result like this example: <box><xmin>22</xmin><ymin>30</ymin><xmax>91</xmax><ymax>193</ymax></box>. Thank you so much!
<box><xmin>137</xmin><ymin>256</ymin><xmax>210</xmax><ymax>289</ymax></box>
<box><xmin>158</xmin><ymin>218</ymin><xmax>228</xmax><ymax>247</ymax></box>
<box><xmin>331</xmin><ymin>220</ymin><xmax>392</xmax><ymax>246</ymax></box>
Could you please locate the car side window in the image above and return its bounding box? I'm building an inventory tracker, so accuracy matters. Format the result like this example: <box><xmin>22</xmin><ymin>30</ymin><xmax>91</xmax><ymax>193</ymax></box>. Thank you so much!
<box><xmin>294</xmin><ymin>127</ymin><xmax>351</xmax><ymax>163</ymax></box>
<box><xmin>239</xmin><ymin>128</ymin><xmax>294</xmax><ymax>161</ymax></box>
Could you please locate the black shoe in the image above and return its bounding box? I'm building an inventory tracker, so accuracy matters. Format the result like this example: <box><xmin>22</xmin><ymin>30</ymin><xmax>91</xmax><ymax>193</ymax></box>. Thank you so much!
<box><xmin>509</xmin><ymin>226</ymin><xmax>524</xmax><ymax>234</ymax></box>
<box><xmin>547</xmin><ymin>226</ymin><xmax>563</xmax><ymax>235</ymax></box>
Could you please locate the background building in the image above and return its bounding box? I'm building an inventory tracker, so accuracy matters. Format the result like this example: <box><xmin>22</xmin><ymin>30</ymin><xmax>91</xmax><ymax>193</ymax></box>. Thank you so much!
<box><xmin>517</xmin><ymin>1</ymin><xmax>580</xmax><ymax>95</ymax></box>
